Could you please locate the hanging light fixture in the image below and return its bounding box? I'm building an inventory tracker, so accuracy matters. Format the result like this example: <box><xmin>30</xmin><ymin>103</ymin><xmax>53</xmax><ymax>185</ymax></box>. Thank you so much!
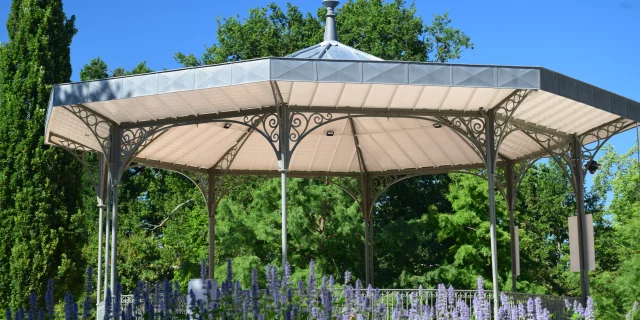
<box><xmin>326</xmin><ymin>130</ymin><xmax>335</xmax><ymax>137</ymax></box>
<box><xmin>585</xmin><ymin>160</ymin><xmax>600</xmax><ymax>174</ymax></box>
<box><xmin>223</xmin><ymin>123</ymin><xmax>232</xmax><ymax>129</ymax></box>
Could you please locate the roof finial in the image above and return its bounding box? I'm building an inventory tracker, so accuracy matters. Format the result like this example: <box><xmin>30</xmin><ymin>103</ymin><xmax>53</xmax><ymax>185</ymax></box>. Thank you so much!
<box><xmin>323</xmin><ymin>0</ymin><xmax>339</xmax><ymax>42</ymax></box>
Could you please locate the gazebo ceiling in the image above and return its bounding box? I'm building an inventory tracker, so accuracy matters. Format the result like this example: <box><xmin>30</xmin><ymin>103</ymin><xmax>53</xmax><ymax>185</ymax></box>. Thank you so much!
<box><xmin>45</xmin><ymin>57</ymin><xmax>639</xmax><ymax>176</ymax></box>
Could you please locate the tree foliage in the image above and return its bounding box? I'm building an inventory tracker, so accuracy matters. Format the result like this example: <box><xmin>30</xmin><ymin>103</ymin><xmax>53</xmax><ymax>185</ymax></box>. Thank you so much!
<box><xmin>2</xmin><ymin>1</ymin><xmax>639</xmax><ymax>317</ymax></box>
<box><xmin>0</xmin><ymin>0</ymin><xmax>83</xmax><ymax>310</ymax></box>
<box><xmin>174</xmin><ymin>0</ymin><xmax>472</xmax><ymax>65</ymax></box>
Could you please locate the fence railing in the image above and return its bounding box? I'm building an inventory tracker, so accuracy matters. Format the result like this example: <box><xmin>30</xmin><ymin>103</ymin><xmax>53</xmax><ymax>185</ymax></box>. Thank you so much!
<box><xmin>99</xmin><ymin>288</ymin><xmax>579</xmax><ymax>319</ymax></box>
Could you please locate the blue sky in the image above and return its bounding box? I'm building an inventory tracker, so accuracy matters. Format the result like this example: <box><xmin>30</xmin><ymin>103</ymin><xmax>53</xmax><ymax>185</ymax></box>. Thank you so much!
<box><xmin>0</xmin><ymin>0</ymin><xmax>638</xmax><ymax>162</ymax></box>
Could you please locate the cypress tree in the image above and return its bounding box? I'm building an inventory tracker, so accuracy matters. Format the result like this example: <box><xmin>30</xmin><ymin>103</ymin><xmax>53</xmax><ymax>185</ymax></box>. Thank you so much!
<box><xmin>0</xmin><ymin>0</ymin><xmax>85</xmax><ymax>309</ymax></box>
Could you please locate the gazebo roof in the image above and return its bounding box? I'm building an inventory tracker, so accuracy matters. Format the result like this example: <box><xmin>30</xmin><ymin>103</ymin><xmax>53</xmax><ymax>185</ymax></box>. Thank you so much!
<box><xmin>45</xmin><ymin>57</ymin><xmax>639</xmax><ymax>175</ymax></box>
<box><xmin>286</xmin><ymin>41</ymin><xmax>382</xmax><ymax>61</ymax></box>
<box><xmin>44</xmin><ymin>0</ymin><xmax>639</xmax><ymax>177</ymax></box>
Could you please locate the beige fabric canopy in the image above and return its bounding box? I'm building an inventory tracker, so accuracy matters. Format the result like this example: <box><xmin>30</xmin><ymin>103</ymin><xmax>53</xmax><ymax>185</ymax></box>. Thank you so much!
<box><xmin>45</xmin><ymin>58</ymin><xmax>638</xmax><ymax>175</ymax></box>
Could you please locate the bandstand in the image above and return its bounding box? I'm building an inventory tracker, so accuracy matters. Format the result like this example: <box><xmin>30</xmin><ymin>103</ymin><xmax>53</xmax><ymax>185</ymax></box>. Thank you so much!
<box><xmin>44</xmin><ymin>1</ymin><xmax>639</xmax><ymax>317</ymax></box>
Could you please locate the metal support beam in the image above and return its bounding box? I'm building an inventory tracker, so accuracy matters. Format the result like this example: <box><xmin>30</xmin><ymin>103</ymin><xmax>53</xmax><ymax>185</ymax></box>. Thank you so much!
<box><xmin>277</xmin><ymin>96</ymin><xmax>290</xmax><ymax>267</ymax></box>
<box><xmin>572</xmin><ymin>135</ymin><xmax>590</xmax><ymax>303</ymax></box>
<box><xmin>207</xmin><ymin>169</ymin><xmax>216</xmax><ymax>279</ymax></box>
<box><xmin>103</xmin><ymin>173</ymin><xmax>111</xmax><ymax>301</ymax></box>
<box><xmin>361</xmin><ymin>175</ymin><xmax>373</xmax><ymax>286</ymax></box>
<box><xmin>96</xmin><ymin>156</ymin><xmax>107</xmax><ymax>305</ymax></box>
<box><xmin>109</xmin><ymin>124</ymin><xmax>122</xmax><ymax>292</ymax></box>
<box><xmin>484</xmin><ymin>111</ymin><xmax>500</xmax><ymax>319</ymax></box>
<box><xmin>110</xmin><ymin>182</ymin><xmax>119</xmax><ymax>291</ymax></box>
<box><xmin>349</xmin><ymin>118</ymin><xmax>375</xmax><ymax>286</ymax></box>
<box><xmin>505</xmin><ymin>160</ymin><xmax>518</xmax><ymax>292</ymax></box>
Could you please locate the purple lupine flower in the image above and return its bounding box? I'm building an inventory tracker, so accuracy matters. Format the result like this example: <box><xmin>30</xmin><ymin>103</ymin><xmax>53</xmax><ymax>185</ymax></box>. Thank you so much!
<box><xmin>148</xmin><ymin>304</ymin><xmax>154</xmax><ymax>320</ymax></box>
<box><xmin>526</xmin><ymin>298</ymin><xmax>534</xmax><ymax>320</ymax></box>
<box><xmin>459</xmin><ymin>299</ymin><xmax>471</xmax><ymax>320</ymax></box>
<box><xmin>126</xmin><ymin>304</ymin><xmax>133</xmax><ymax>320</ymax></box>
<box><xmin>188</xmin><ymin>289</ymin><xmax>197</xmax><ymax>309</ymax></box>
<box><xmin>83</xmin><ymin>267</ymin><xmax>93</xmax><ymax>320</ymax></box>
<box><xmin>64</xmin><ymin>293</ymin><xmax>78</xmax><ymax>320</ymax></box>
<box><xmin>436</xmin><ymin>284</ymin><xmax>447</xmax><ymax>317</ymax></box>
<box><xmin>297</xmin><ymin>279</ymin><xmax>305</xmax><ymax>298</ymax></box>
<box><xmin>226</xmin><ymin>258</ymin><xmax>233</xmax><ymax>283</ymax></box>
<box><xmin>6</xmin><ymin>308</ymin><xmax>12</xmax><ymax>320</ymax></box>
<box><xmin>517</xmin><ymin>303</ymin><xmax>526</xmax><ymax>320</ymax></box>
<box><xmin>329</xmin><ymin>275</ymin><xmax>335</xmax><ymax>289</ymax></box>
<box><xmin>307</xmin><ymin>260</ymin><xmax>316</xmax><ymax>312</ymax></box>
<box><xmin>35</xmin><ymin>310</ymin><xmax>42</xmax><ymax>320</ymax></box>
<box><xmin>393</xmin><ymin>293</ymin><xmax>403</xmax><ymax>320</ymax></box>
<box><xmin>634</xmin><ymin>301</ymin><xmax>639</xmax><ymax>311</ymax></box>
<box><xmin>409</xmin><ymin>293</ymin><xmax>418</xmax><ymax>319</ymax></box>
<box><xmin>292</xmin><ymin>305</ymin><xmax>299</xmax><ymax>319</ymax></box>
<box><xmin>448</xmin><ymin>285</ymin><xmax>455</xmax><ymax>309</ymax></box>
<box><xmin>104</xmin><ymin>288</ymin><xmax>111</xmax><ymax>320</ymax></box>
<box><xmin>45</xmin><ymin>280</ymin><xmax>54</xmax><ymax>320</ymax></box>
<box><xmin>564</xmin><ymin>299</ymin><xmax>571</xmax><ymax>310</ymax></box>
<box><xmin>242</xmin><ymin>291</ymin><xmax>250</xmax><ymax>319</ymax></box>
<box><xmin>473</xmin><ymin>277</ymin><xmax>489</xmax><ymax>320</ymax></box>
<box><xmin>251</xmin><ymin>268</ymin><xmax>260</xmax><ymax>316</ymax></box>
<box><xmin>162</xmin><ymin>278</ymin><xmax>171</xmax><ymax>315</ymax></box>
<box><xmin>270</xmin><ymin>266</ymin><xmax>281</xmax><ymax>314</ymax></box>
<box><xmin>355</xmin><ymin>279</ymin><xmax>363</xmax><ymax>313</ymax></box>
<box><xmin>584</xmin><ymin>297</ymin><xmax>595</xmax><ymax>320</ymax></box>
<box><xmin>344</xmin><ymin>285</ymin><xmax>353</xmax><ymax>315</ymax></box>
<box><xmin>344</xmin><ymin>271</ymin><xmax>352</xmax><ymax>285</ymax></box>
<box><xmin>266</xmin><ymin>264</ymin><xmax>272</xmax><ymax>295</ymax></box>
<box><xmin>535</xmin><ymin>297</ymin><xmax>543</xmax><ymax>320</ymax></box>
<box><xmin>16</xmin><ymin>308</ymin><xmax>24</xmax><ymax>320</ymax></box>
<box><xmin>311</xmin><ymin>307</ymin><xmax>319</xmax><ymax>319</ymax></box>
<box><xmin>200</xmin><ymin>259</ymin><xmax>207</xmax><ymax>280</ymax></box>
<box><xmin>234</xmin><ymin>281</ymin><xmax>244</xmax><ymax>315</ymax></box>
<box><xmin>113</xmin><ymin>284</ymin><xmax>122</xmax><ymax>320</ymax></box>
<box><xmin>499</xmin><ymin>293</ymin><xmax>510</xmax><ymax>320</ymax></box>
<box><xmin>419</xmin><ymin>285</ymin><xmax>424</xmax><ymax>297</ymax></box>
<box><xmin>321</xmin><ymin>276</ymin><xmax>333</xmax><ymax>319</ymax></box>
<box><xmin>377</xmin><ymin>302</ymin><xmax>387</xmax><ymax>320</ymax></box>
<box><xmin>28</xmin><ymin>293</ymin><xmax>36</xmax><ymax>320</ymax></box>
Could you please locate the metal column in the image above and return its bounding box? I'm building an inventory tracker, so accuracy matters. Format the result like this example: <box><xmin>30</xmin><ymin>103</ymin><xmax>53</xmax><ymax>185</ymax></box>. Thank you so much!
<box><xmin>207</xmin><ymin>170</ymin><xmax>216</xmax><ymax>279</ymax></box>
<box><xmin>280</xmin><ymin>168</ymin><xmax>288</xmax><ymax>267</ymax></box>
<box><xmin>505</xmin><ymin>161</ymin><xmax>518</xmax><ymax>292</ymax></box>
<box><xmin>485</xmin><ymin>112</ymin><xmax>500</xmax><ymax>318</ymax></box>
<box><xmin>96</xmin><ymin>157</ymin><xmax>107</xmax><ymax>305</ymax></box>
<box><xmin>361</xmin><ymin>174</ymin><xmax>373</xmax><ymax>286</ymax></box>
<box><xmin>572</xmin><ymin>135</ymin><xmax>590</xmax><ymax>303</ymax></box>
<box><xmin>103</xmin><ymin>173</ymin><xmax>111</xmax><ymax>301</ymax></box>
<box><xmin>110</xmin><ymin>182</ymin><xmax>119</xmax><ymax>291</ymax></box>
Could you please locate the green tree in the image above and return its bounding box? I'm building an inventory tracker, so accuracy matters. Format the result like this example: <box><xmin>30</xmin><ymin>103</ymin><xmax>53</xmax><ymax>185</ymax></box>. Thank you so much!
<box><xmin>175</xmin><ymin>0</ymin><xmax>472</xmax><ymax>65</ymax></box>
<box><xmin>0</xmin><ymin>0</ymin><xmax>82</xmax><ymax>309</ymax></box>
<box><xmin>590</xmin><ymin>144</ymin><xmax>640</xmax><ymax>318</ymax></box>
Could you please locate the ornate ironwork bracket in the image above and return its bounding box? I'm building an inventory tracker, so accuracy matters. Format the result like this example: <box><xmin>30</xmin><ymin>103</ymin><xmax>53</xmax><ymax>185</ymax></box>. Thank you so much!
<box><xmin>49</xmin><ymin>133</ymin><xmax>103</xmax><ymax>197</ymax></box>
<box><xmin>63</xmin><ymin>104</ymin><xmax>113</xmax><ymax>158</ymax></box>
<box><xmin>494</xmin><ymin>159</ymin><xmax>538</xmax><ymax>205</ymax></box>
<box><xmin>521</xmin><ymin>117</ymin><xmax>634</xmax><ymax>184</ymax></box>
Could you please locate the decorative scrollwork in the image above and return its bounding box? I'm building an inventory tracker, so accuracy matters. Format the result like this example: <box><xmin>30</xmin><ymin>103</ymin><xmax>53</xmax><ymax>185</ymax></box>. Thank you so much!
<box><xmin>580</xmin><ymin>118</ymin><xmax>632</xmax><ymax>163</ymax></box>
<box><xmin>521</xmin><ymin>130</ymin><xmax>574</xmax><ymax>182</ymax></box>
<box><xmin>434</xmin><ymin>116</ymin><xmax>487</xmax><ymax>159</ymax></box>
<box><xmin>493</xmin><ymin>90</ymin><xmax>532</xmax><ymax>149</ymax></box>
<box><xmin>243</xmin><ymin>113</ymin><xmax>280</xmax><ymax>144</ymax></box>
<box><xmin>289</xmin><ymin>112</ymin><xmax>333</xmax><ymax>143</ymax></box>
<box><xmin>119</xmin><ymin>126</ymin><xmax>168</xmax><ymax>176</ymax></box>
<box><xmin>370</xmin><ymin>174</ymin><xmax>418</xmax><ymax>202</ymax></box>
<box><xmin>49</xmin><ymin>133</ymin><xmax>101</xmax><ymax>196</ymax></box>
<box><xmin>64</xmin><ymin>105</ymin><xmax>112</xmax><ymax>156</ymax></box>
